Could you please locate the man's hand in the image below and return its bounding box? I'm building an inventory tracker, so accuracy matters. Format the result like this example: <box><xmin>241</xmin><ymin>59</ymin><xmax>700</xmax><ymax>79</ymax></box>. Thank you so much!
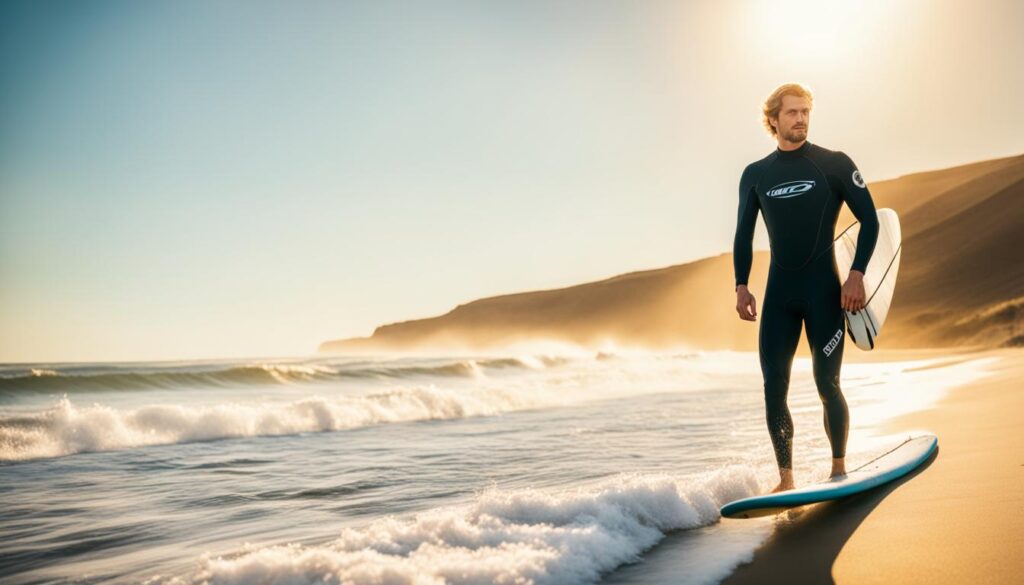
<box><xmin>841</xmin><ymin>270</ymin><xmax>867</xmax><ymax>313</ymax></box>
<box><xmin>736</xmin><ymin>285</ymin><xmax>757</xmax><ymax>321</ymax></box>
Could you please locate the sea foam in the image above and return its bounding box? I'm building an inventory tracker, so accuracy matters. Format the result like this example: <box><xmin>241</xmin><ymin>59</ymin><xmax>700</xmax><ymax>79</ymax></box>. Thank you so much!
<box><xmin>160</xmin><ymin>469</ymin><xmax>762</xmax><ymax>585</ymax></box>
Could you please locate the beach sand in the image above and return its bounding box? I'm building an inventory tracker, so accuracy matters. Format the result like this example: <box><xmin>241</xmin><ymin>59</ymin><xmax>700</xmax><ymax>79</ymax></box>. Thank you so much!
<box><xmin>721</xmin><ymin>346</ymin><xmax>1024</xmax><ymax>584</ymax></box>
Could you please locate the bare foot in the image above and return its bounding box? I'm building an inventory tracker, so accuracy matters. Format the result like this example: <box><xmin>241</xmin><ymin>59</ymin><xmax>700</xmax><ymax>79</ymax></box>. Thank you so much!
<box><xmin>769</xmin><ymin>468</ymin><xmax>795</xmax><ymax>493</ymax></box>
<box><xmin>830</xmin><ymin>457</ymin><xmax>847</xmax><ymax>479</ymax></box>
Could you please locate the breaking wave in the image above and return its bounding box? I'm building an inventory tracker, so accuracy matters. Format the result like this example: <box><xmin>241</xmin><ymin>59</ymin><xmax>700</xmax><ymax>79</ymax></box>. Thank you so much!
<box><xmin>0</xmin><ymin>382</ymin><xmax>566</xmax><ymax>462</ymax></box>
<box><xmin>0</xmin><ymin>356</ymin><xmax>573</xmax><ymax>394</ymax></box>
<box><xmin>159</xmin><ymin>469</ymin><xmax>763</xmax><ymax>585</ymax></box>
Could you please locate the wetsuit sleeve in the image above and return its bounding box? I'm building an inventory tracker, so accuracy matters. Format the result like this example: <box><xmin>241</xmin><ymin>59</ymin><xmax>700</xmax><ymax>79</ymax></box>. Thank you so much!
<box><xmin>733</xmin><ymin>164</ymin><xmax>760</xmax><ymax>289</ymax></box>
<box><xmin>834</xmin><ymin>152</ymin><xmax>879</xmax><ymax>274</ymax></box>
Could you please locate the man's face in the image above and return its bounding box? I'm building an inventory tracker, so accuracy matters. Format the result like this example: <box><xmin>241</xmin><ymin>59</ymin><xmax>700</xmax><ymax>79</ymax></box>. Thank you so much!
<box><xmin>773</xmin><ymin>95</ymin><xmax>810</xmax><ymax>143</ymax></box>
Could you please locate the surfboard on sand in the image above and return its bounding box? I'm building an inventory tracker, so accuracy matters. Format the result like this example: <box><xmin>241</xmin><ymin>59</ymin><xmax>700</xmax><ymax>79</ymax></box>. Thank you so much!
<box><xmin>834</xmin><ymin>207</ymin><xmax>902</xmax><ymax>351</ymax></box>
<box><xmin>720</xmin><ymin>434</ymin><xmax>938</xmax><ymax>519</ymax></box>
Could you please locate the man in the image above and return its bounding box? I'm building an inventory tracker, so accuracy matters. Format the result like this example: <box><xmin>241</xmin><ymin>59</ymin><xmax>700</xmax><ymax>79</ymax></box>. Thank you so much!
<box><xmin>733</xmin><ymin>83</ymin><xmax>879</xmax><ymax>493</ymax></box>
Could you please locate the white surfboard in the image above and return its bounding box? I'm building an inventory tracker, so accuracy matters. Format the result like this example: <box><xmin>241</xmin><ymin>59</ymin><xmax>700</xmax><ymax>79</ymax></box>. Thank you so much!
<box><xmin>720</xmin><ymin>434</ymin><xmax>937</xmax><ymax>519</ymax></box>
<box><xmin>833</xmin><ymin>208</ymin><xmax>902</xmax><ymax>350</ymax></box>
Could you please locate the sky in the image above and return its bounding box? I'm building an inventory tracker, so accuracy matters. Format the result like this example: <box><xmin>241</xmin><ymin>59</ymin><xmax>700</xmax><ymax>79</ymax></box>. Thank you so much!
<box><xmin>1</xmin><ymin>0</ymin><xmax>1022</xmax><ymax>363</ymax></box>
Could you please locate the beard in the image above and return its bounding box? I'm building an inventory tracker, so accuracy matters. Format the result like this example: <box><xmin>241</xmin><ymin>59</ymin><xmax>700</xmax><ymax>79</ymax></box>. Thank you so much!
<box><xmin>782</xmin><ymin>126</ymin><xmax>808</xmax><ymax>143</ymax></box>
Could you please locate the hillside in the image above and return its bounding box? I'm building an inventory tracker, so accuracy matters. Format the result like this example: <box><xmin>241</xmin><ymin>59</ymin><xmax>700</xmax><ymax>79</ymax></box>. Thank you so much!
<box><xmin>321</xmin><ymin>153</ymin><xmax>1024</xmax><ymax>354</ymax></box>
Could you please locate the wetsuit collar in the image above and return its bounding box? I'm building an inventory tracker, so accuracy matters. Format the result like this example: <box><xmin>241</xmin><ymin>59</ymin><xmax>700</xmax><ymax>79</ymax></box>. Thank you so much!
<box><xmin>775</xmin><ymin>140</ymin><xmax>811</xmax><ymax>160</ymax></box>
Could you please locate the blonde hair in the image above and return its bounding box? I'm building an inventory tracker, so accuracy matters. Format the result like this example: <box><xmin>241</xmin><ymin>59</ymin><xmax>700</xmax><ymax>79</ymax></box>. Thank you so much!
<box><xmin>762</xmin><ymin>83</ymin><xmax>814</xmax><ymax>136</ymax></box>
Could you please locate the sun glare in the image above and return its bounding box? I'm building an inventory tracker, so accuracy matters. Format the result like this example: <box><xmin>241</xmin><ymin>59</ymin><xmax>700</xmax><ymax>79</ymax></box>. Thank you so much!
<box><xmin>742</xmin><ymin>0</ymin><xmax>892</xmax><ymax>67</ymax></box>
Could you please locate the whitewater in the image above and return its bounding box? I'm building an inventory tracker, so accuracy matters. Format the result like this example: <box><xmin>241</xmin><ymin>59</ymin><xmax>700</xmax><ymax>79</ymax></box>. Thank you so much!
<box><xmin>0</xmin><ymin>349</ymin><xmax>997</xmax><ymax>584</ymax></box>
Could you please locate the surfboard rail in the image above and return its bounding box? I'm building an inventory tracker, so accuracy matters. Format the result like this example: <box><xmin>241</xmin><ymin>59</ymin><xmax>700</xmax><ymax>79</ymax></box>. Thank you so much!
<box><xmin>834</xmin><ymin>207</ymin><xmax>902</xmax><ymax>351</ymax></box>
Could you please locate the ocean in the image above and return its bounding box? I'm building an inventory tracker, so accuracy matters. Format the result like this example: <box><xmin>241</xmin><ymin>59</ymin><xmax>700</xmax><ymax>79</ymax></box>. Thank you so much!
<box><xmin>0</xmin><ymin>348</ymin><xmax>995</xmax><ymax>584</ymax></box>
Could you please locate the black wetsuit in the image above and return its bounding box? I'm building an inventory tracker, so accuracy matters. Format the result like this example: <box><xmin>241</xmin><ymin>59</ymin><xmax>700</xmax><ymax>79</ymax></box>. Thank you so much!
<box><xmin>733</xmin><ymin>140</ymin><xmax>879</xmax><ymax>469</ymax></box>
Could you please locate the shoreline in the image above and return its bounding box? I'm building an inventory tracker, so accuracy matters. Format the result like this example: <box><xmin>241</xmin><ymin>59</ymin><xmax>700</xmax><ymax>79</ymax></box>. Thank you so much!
<box><xmin>720</xmin><ymin>346</ymin><xmax>1024</xmax><ymax>584</ymax></box>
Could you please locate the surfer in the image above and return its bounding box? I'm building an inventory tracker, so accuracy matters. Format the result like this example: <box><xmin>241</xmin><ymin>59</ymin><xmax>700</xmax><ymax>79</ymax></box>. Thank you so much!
<box><xmin>732</xmin><ymin>83</ymin><xmax>880</xmax><ymax>493</ymax></box>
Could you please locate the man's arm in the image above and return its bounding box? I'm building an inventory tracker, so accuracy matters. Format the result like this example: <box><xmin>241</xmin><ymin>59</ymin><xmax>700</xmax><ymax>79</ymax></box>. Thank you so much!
<box><xmin>835</xmin><ymin>152</ymin><xmax>879</xmax><ymax>273</ymax></box>
<box><xmin>733</xmin><ymin>165</ymin><xmax>760</xmax><ymax>290</ymax></box>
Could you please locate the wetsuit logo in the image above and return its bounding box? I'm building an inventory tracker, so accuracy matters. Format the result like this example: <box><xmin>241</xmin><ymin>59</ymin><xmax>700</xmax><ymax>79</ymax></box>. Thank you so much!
<box><xmin>823</xmin><ymin>328</ymin><xmax>843</xmax><ymax>356</ymax></box>
<box><xmin>766</xmin><ymin>180</ymin><xmax>815</xmax><ymax>199</ymax></box>
<box><xmin>852</xmin><ymin>170</ymin><xmax>866</xmax><ymax>188</ymax></box>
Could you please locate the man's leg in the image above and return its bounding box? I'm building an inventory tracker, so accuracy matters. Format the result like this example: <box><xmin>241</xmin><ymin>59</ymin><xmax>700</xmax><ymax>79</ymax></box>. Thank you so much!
<box><xmin>759</xmin><ymin>292</ymin><xmax>804</xmax><ymax>491</ymax></box>
<box><xmin>805</xmin><ymin>274</ymin><xmax>850</xmax><ymax>478</ymax></box>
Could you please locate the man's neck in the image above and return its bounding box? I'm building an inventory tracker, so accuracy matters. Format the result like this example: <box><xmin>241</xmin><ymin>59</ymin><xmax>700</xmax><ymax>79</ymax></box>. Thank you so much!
<box><xmin>776</xmin><ymin>138</ymin><xmax>806</xmax><ymax>151</ymax></box>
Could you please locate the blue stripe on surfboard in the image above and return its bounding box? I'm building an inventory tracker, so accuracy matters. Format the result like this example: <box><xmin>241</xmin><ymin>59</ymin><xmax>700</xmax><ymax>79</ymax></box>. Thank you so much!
<box><xmin>720</xmin><ymin>434</ymin><xmax>937</xmax><ymax>519</ymax></box>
